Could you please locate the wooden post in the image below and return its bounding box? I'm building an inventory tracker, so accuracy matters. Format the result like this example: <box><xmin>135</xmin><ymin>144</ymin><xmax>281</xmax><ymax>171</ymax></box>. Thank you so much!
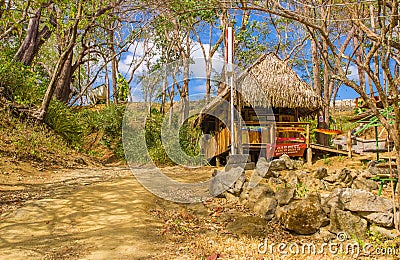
<box><xmin>269</xmin><ymin>124</ymin><xmax>275</xmax><ymax>143</ymax></box>
<box><xmin>215</xmin><ymin>120</ymin><xmax>219</xmax><ymax>158</ymax></box>
<box><xmin>347</xmin><ymin>130</ymin><xmax>352</xmax><ymax>158</ymax></box>
<box><xmin>237</xmin><ymin>95</ymin><xmax>243</xmax><ymax>154</ymax></box>
<box><xmin>234</xmin><ymin>122</ymin><xmax>238</xmax><ymax>152</ymax></box>
<box><xmin>306</xmin><ymin>123</ymin><xmax>312</xmax><ymax>166</ymax></box>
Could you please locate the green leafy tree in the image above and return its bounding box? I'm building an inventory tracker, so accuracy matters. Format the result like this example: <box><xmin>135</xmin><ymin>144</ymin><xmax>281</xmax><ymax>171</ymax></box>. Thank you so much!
<box><xmin>117</xmin><ymin>73</ymin><xmax>129</xmax><ymax>102</ymax></box>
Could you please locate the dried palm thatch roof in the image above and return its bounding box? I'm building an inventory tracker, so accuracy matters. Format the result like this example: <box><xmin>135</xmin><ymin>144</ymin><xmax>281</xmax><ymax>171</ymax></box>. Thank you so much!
<box><xmin>195</xmin><ymin>53</ymin><xmax>323</xmax><ymax>127</ymax></box>
<box><xmin>236</xmin><ymin>53</ymin><xmax>323</xmax><ymax>113</ymax></box>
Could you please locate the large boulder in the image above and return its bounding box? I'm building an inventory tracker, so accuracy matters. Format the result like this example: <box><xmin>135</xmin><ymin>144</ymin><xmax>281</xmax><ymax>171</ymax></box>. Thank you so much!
<box><xmin>224</xmin><ymin>154</ymin><xmax>249</xmax><ymax>172</ymax></box>
<box><xmin>280</xmin><ymin>154</ymin><xmax>295</xmax><ymax>170</ymax></box>
<box><xmin>367</xmin><ymin>163</ymin><xmax>393</xmax><ymax>176</ymax></box>
<box><xmin>321</xmin><ymin>188</ymin><xmax>344</xmax><ymax>216</ymax></box>
<box><xmin>323</xmin><ymin>172</ymin><xmax>340</xmax><ymax>183</ymax></box>
<box><xmin>322</xmin><ymin>188</ymin><xmax>394</xmax><ymax>227</ymax></box>
<box><xmin>296</xmin><ymin>170</ymin><xmax>310</xmax><ymax>182</ymax></box>
<box><xmin>338</xmin><ymin>168</ymin><xmax>356</xmax><ymax>186</ymax></box>
<box><xmin>225</xmin><ymin>192</ymin><xmax>240</xmax><ymax>204</ymax></box>
<box><xmin>275</xmin><ymin>187</ymin><xmax>295</xmax><ymax>206</ymax></box>
<box><xmin>227</xmin><ymin>172</ymin><xmax>246</xmax><ymax>196</ymax></box>
<box><xmin>351</xmin><ymin>178</ymin><xmax>379</xmax><ymax>192</ymax></box>
<box><xmin>209</xmin><ymin>167</ymin><xmax>245</xmax><ymax>197</ymax></box>
<box><xmin>314</xmin><ymin>167</ymin><xmax>328</xmax><ymax>180</ymax></box>
<box><xmin>323</xmin><ymin>169</ymin><xmax>357</xmax><ymax>189</ymax></box>
<box><xmin>276</xmin><ymin>194</ymin><xmax>328</xmax><ymax>235</ymax></box>
<box><xmin>245</xmin><ymin>183</ymin><xmax>275</xmax><ymax>209</ymax></box>
<box><xmin>279</xmin><ymin>172</ymin><xmax>299</xmax><ymax>188</ymax></box>
<box><xmin>239</xmin><ymin>182</ymin><xmax>249</xmax><ymax>202</ymax></box>
<box><xmin>267</xmin><ymin>177</ymin><xmax>284</xmax><ymax>193</ymax></box>
<box><xmin>253</xmin><ymin>197</ymin><xmax>278</xmax><ymax>220</ymax></box>
<box><xmin>303</xmin><ymin>178</ymin><xmax>326</xmax><ymax>192</ymax></box>
<box><xmin>338</xmin><ymin>188</ymin><xmax>393</xmax><ymax>213</ymax></box>
<box><xmin>359</xmin><ymin>212</ymin><xmax>394</xmax><ymax>227</ymax></box>
<box><xmin>329</xmin><ymin>208</ymin><xmax>368</xmax><ymax>239</ymax></box>
<box><xmin>269</xmin><ymin>158</ymin><xmax>287</xmax><ymax>171</ymax></box>
<box><xmin>254</xmin><ymin>157</ymin><xmax>276</xmax><ymax>179</ymax></box>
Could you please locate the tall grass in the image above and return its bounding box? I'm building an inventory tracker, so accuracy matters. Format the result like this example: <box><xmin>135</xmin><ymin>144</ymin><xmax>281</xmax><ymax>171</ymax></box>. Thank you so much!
<box><xmin>44</xmin><ymin>102</ymin><xmax>201</xmax><ymax>165</ymax></box>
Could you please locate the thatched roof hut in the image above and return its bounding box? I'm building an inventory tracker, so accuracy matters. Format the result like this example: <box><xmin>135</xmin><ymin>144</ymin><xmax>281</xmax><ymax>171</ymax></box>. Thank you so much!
<box><xmin>202</xmin><ymin>53</ymin><xmax>323</xmax><ymax>117</ymax></box>
<box><xmin>238</xmin><ymin>53</ymin><xmax>322</xmax><ymax>112</ymax></box>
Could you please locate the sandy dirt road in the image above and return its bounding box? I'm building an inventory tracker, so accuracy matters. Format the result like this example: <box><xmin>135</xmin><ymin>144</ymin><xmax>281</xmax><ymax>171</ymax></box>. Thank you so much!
<box><xmin>0</xmin><ymin>166</ymin><xmax>211</xmax><ymax>259</ymax></box>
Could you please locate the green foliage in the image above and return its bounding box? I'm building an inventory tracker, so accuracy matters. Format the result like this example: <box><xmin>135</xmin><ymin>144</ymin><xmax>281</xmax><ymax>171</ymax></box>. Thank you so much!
<box><xmin>235</xmin><ymin>20</ymin><xmax>271</xmax><ymax>67</ymax></box>
<box><xmin>323</xmin><ymin>154</ymin><xmax>332</xmax><ymax>166</ymax></box>
<box><xmin>45</xmin><ymin>101</ymin><xmax>84</xmax><ymax>147</ymax></box>
<box><xmin>300</xmin><ymin>117</ymin><xmax>317</xmax><ymax>143</ymax></box>
<box><xmin>42</xmin><ymin>100</ymin><xmax>201</xmax><ymax>165</ymax></box>
<box><xmin>0</xmin><ymin>109</ymin><xmax>71</xmax><ymax>163</ymax></box>
<box><xmin>45</xmin><ymin>102</ymin><xmax>125</xmax><ymax>158</ymax></box>
<box><xmin>295</xmin><ymin>182</ymin><xmax>308</xmax><ymax>198</ymax></box>
<box><xmin>144</xmin><ymin>110</ymin><xmax>174</xmax><ymax>165</ymax></box>
<box><xmin>367</xmin><ymin>228</ymin><xmax>384</xmax><ymax>246</ymax></box>
<box><xmin>135</xmin><ymin>109</ymin><xmax>203</xmax><ymax>166</ymax></box>
<box><xmin>179</xmin><ymin>121</ymin><xmax>201</xmax><ymax>158</ymax></box>
<box><xmin>0</xmin><ymin>49</ymin><xmax>46</xmax><ymax>105</ymax></box>
<box><xmin>354</xmin><ymin>107</ymin><xmax>366</xmax><ymax>115</ymax></box>
<box><xmin>117</xmin><ymin>73</ymin><xmax>129</xmax><ymax>101</ymax></box>
<box><xmin>80</xmin><ymin>104</ymin><xmax>125</xmax><ymax>157</ymax></box>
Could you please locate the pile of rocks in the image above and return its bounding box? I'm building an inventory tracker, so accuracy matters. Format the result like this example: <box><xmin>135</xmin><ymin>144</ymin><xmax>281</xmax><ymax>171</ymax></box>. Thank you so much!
<box><xmin>210</xmin><ymin>155</ymin><xmax>398</xmax><ymax>239</ymax></box>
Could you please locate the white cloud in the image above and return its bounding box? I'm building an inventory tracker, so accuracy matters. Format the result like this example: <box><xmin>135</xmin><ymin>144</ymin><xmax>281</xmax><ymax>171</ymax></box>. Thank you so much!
<box><xmin>119</xmin><ymin>40</ymin><xmax>225</xmax><ymax>79</ymax></box>
<box><xmin>118</xmin><ymin>41</ymin><xmax>160</xmax><ymax>76</ymax></box>
<box><xmin>189</xmin><ymin>42</ymin><xmax>224</xmax><ymax>78</ymax></box>
<box><xmin>122</xmin><ymin>40</ymin><xmax>225</xmax><ymax>101</ymax></box>
<box><xmin>346</xmin><ymin>65</ymin><xmax>360</xmax><ymax>82</ymax></box>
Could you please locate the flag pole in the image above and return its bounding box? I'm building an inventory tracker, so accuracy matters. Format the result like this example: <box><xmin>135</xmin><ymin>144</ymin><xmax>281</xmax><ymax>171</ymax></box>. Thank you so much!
<box><xmin>226</xmin><ymin>26</ymin><xmax>235</xmax><ymax>155</ymax></box>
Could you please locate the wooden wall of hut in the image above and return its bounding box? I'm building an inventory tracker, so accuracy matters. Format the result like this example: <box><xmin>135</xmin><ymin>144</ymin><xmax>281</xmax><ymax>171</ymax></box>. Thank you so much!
<box><xmin>201</xmin><ymin>127</ymin><xmax>231</xmax><ymax>159</ymax></box>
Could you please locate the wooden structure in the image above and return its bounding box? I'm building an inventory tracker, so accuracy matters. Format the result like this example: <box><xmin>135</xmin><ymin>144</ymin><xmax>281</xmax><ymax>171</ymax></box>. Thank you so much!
<box><xmin>333</xmin><ymin>107</ymin><xmax>396</xmax><ymax>160</ymax></box>
<box><xmin>197</xmin><ymin>53</ymin><xmax>323</xmax><ymax>166</ymax></box>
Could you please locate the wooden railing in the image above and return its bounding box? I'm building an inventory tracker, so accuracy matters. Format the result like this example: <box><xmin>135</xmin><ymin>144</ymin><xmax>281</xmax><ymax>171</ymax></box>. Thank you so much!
<box><xmin>201</xmin><ymin>121</ymin><xmax>311</xmax><ymax>159</ymax></box>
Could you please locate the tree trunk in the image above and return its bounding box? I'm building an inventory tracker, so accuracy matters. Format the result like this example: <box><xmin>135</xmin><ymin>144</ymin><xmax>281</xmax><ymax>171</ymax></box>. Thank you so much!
<box><xmin>111</xmin><ymin>57</ymin><xmax>118</xmax><ymax>103</ymax></box>
<box><xmin>109</xmin><ymin>28</ymin><xmax>118</xmax><ymax>104</ymax></box>
<box><xmin>311</xmin><ymin>33</ymin><xmax>326</xmax><ymax>145</ymax></box>
<box><xmin>160</xmin><ymin>68</ymin><xmax>167</xmax><ymax>114</ymax></box>
<box><xmin>14</xmin><ymin>8</ymin><xmax>54</xmax><ymax>66</ymax></box>
<box><xmin>181</xmin><ymin>59</ymin><xmax>190</xmax><ymax>124</ymax></box>
<box><xmin>54</xmin><ymin>50</ymin><xmax>74</xmax><ymax>102</ymax></box>
<box><xmin>105</xmin><ymin>64</ymin><xmax>110</xmax><ymax>106</ymax></box>
<box><xmin>319</xmin><ymin>36</ymin><xmax>331</xmax><ymax>146</ymax></box>
<box><xmin>35</xmin><ymin>47</ymin><xmax>74</xmax><ymax>120</ymax></box>
<box><xmin>168</xmin><ymin>85</ymin><xmax>175</xmax><ymax>126</ymax></box>
<box><xmin>205</xmin><ymin>59</ymin><xmax>212</xmax><ymax>103</ymax></box>
<box><xmin>180</xmin><ymin>35</ymin><xmax>190</xmax><ymax>124</ymax></box>
<box><xmin>33</xmin><ymin>2</ymin><xmax>81</xmax><ymax>121</ymax></box>
<box><xmin>354</xmin><ymin>34</ymin><xmax>367</xmax><ymax>93</ymax></box>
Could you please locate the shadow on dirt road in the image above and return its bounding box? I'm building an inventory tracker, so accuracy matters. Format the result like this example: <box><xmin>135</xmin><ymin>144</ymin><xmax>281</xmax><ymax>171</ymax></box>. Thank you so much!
<box><xmin>0</xmin><ymin>167</ymin><xmax>209</xmax><ymax>259</ymax></box>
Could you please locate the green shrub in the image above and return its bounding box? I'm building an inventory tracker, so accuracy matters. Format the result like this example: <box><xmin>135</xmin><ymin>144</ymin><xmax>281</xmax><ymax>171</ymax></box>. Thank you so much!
<box><xmin>39</xmin><ymin>99</ymin><xmax>202</xmax><ymax>165</ymax></box>
<box><xmin>0</xmin><ymin>49</ymin><xmax>46</xmax><ymax>105</ymax></box>
<box><xmin>45</xmin><ymin>100</ymin><xmax>83</xmax><ymax>147</ymax></box>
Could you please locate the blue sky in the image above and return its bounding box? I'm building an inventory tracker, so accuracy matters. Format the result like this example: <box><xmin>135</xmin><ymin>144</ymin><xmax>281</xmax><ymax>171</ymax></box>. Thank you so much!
<box><xmin>114</xmin><ymin>10</ymin><xmax>367</xmax><ymax>103</ymax></box>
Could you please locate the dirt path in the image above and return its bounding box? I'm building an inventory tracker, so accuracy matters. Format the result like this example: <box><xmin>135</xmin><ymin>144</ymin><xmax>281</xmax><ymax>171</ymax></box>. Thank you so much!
<box><xmin>2</xmin><ymin>164</ymin><xmax>363</xmax><ymax>259</ymax></box>
<box><xmin>0</xmin><ymin>166</ymin><xmax>212</xmax><ymax>259</ymax></box>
